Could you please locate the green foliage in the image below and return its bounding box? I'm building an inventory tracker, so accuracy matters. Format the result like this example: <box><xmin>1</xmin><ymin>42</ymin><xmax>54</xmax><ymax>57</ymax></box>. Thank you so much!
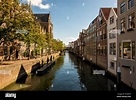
<box><xmin>52</xmin><ymin>39</ymin><xmax>65</xmax><ymax>51</ymax></box>
<box><xmin>0</xmin><ymin>1</ymin><xmax>47</xmax><ymax>45</ymax></box>
<box><xmin>0</xmin><ymin>0</ymin><xmax>36</xmax><ymax>42</ymax></box>
<box><xmin>0</xmin><ymin>0</ymin><xmax>65</xmax><ymax>55</ymax></box>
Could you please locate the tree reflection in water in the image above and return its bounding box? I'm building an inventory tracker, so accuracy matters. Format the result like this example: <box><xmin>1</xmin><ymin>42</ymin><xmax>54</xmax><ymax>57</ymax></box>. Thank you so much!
<box><xmin>2</xmin><ymin>52</ymin><xmax>134</xmax><ymax>91</ymax></box>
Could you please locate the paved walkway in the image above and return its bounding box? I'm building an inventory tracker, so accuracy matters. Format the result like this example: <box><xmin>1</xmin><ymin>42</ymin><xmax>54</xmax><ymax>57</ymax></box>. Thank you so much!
<box><xmin>0</xmin><ymin>52</ymin><xmax>60</xmax><ymax>69</ymax></box>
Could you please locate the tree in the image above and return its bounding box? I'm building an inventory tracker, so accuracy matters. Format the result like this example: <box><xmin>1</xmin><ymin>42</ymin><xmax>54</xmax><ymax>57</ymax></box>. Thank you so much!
<box><xmin>52</xmin><ymin>39</ymin><xmax>65</xmax><ymax>52</ymax></box>
<box><xmin>0</xmin><ymin>0</ymin><xmax>35</xmax><ymax>42</ymax></box>
<box><xmin>46</xmin><ymin>32</ymin><xmax>53</xmax><ymax>54</ymax></box>
<box><xmin>0</xmin><ymin>0</ymin><xmax>43</xmax><ymax>60</ymax></box>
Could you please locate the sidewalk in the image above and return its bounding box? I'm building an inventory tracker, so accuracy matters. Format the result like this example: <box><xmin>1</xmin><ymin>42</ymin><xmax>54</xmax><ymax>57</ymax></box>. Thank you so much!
<box><xmin>0</xmin><ymin>53</ymin><xmax>59</xmax><ymax>68</ymax></box>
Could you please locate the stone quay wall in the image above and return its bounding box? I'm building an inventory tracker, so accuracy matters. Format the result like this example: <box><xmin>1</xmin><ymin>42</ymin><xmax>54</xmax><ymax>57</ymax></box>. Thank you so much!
<box><xmin>0</xmin><ymin>52</ymin><xmax>60</xmax><ymax>90</ymax></box>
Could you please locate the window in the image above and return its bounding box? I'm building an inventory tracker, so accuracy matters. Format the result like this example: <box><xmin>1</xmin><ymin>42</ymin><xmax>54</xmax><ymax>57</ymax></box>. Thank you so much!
<box><xmin>110</xmin><ymin>62</ymin><xmax>115</xmax><ymax>69</ymax></box>
<box><xmin>105</xmin><ymin>46</ymin><xmax>107</xmax><ymax>55</ymax></box>
<box><xmin>128</xmin><ymin>0</ymin><xmax>134</xmax><ymax>9</ymax></box>
<box><xmin>103</xmin><ymin>29</ymin><xmax>106</xmax><ymax>39</ymax></box>
<box><xmin>110</xmin><ymin>16</ymin><xmax>114</xmax><ymax>24</ymax></box>
<box><xmin>123</xmin><ymin>42</ymin><xmax>131</xmax><ymax>59</ymax></box>
<box><xmin>100</xmin><ymin>31</ymin><xmax>102</xmax><ymax>40</ymax></box>
<box><xmin>98</xmin><ymin>16</ymin><xmax>102</xmax><ymax>26</ymax></box>
<box><xmin>110</xmin><ymin>43</ymin><xmax>116</xmax><ymax>55</ymax></box>
<box><xmin>120</xmin><ymin>2</ymin><xmax>126</xmax><ymax>14</ymax></box>
<box><xmin>109</xmin><ymin>33</ymin><xmax>116</xmax><ymax>39</ymax></box>
<box><xmin>132</xmin><ymin>41</ymin><xmax>135</xmax><ymax>59</ymax></box>
<box><xmin>119</xmin><ymin>43</ymin><xmax>122</xmax><ymax>57</ymax></box>
<box><xmin>103</xmin><ymin>33</ymin><xmax>107</xmax><ymax>39</ymax></box>
<box><xmin>97</xmin><ymin>47</ymin><xmax>100</xmax><ymax>55</ymax></box>
<box><xmin>103</xmin><ymin>46</ymin><xmax>107</xmax><ymax>55</ymax></box>
<box><xmin>128</xmin><ymin>13</ymin><xmax>135</xmax><ymax>30</ymax></box>
<box><xmin>109</xmin><ymin>28</ymin><xmax>116</xmax><ymax>39</ymax></box>
<box><xmin>120</xmin><ymin>18</ymin><xmax>126</xmax><ymax>33</ymax></box>
<box><xmin>100</xmin><ymin>47</ymin><xmax>102</xmax><ymax>55</ymax></box>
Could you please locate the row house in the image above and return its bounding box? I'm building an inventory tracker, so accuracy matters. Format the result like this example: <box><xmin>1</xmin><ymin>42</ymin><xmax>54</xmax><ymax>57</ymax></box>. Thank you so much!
<box><xmin>78</xmin><ymin>32</ymin><xmax>83</xmax><ymax>57</ymax></box>
<box><xmin>96</xmin><ymin>8</ymin><xmax>111</xmax><ymax>70</ymax></box>
<box><xmin>68</xmin><ymin>41</ymin><xmax>74</xmax><ymax>53</ymax></box>
<box><xmin>72</xmin><ymin>8</ymin><xmax>111</xmax><ymax>70</ymax></box>
<box><xmin>117</xmin><ymin>0</ymin><xmax>136</xmax><ymax>90</ymax></box>
<box><xmin>107</xmin><ymin>8</ymin><xmax>118</xmax><ymax>76</ymax></box>
<box><xmin>79</xmin><ymin>29</ymin><xmax>86</xmax><ymax>58</ymax></box>
<box><xmin>83</xmin><ymin>29</ymin><xmax>89</xmax><ymax>60</ymax></box>
<box><xmin>70</xmin><ymin>1</ymin><xmax>136</xmax><ymax>90</ymax></box>
<box><xmin>73</xmin><ymin>40</ymin><xmax>78</xmax><ymax>54</ymax></box>
<box><xmin>85</xmin><ymin>17</ymin><xmax>97</xmax><ymax>64</ymax></box>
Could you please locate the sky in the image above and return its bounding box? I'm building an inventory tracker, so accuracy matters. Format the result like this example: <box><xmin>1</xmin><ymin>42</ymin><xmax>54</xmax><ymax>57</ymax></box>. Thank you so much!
<box><xmin>21</xmin><ymin>0</ymin><xmax>117</xmax><ymax>45</ymax></box>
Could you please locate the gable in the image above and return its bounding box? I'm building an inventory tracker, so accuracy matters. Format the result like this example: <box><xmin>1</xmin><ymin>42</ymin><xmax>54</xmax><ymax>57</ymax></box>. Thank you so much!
<box><xmin>100</xmin><ymin>8</ymin><xmax>111</xmax><ymax>20</ymax></box>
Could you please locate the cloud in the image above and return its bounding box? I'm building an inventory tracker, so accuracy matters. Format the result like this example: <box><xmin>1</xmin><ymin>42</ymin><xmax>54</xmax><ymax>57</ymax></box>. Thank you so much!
<box><xmin>39</xmin><ymin>3</ymin><xmax>50</xmax><ymax>9</ymax></box>
<box><xmin>26</xmin><ymin>0</ymin><xmax>51</xmax><ymax>9</ymax></box>
<box><xmin>61</xmin><ymin>37</ymin><xmax>77</xmax><ymax>45</ymax></box>
<box><xmin>66</xmin><ymin>37</ymin><xmax>77</xmax><ymax>41</ymax></box>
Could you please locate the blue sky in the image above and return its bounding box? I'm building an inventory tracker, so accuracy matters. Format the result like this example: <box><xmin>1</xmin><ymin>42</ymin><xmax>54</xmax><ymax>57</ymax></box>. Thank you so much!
<box><xmin>22</xmin><ymin>0</ymin><xmax>117</xmax><ymax>45</ymax></box>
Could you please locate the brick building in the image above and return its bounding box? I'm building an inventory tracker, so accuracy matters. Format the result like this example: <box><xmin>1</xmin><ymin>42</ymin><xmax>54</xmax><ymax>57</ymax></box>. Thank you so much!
<box><xmin>117</xmin><ymin>0</ymin><xmax>136</xmax><ymax>90</ymax></box>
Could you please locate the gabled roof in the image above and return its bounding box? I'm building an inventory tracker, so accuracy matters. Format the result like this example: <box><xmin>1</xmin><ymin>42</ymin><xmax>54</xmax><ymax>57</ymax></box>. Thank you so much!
<box><xmin>113</xmin><ymin>8</ymin><xmax>117</xmax><ymax>15</ymax></box>
<box><xmin>34</xmin><ymin>13</ymin><xmax>50</xmax><ymax>22</ymax></box>
<box><xmin>100</xmin><ymin>8</ymin><xmax>111</xmax><ymax>20</ymax></box>
<box><xmin>89</xmin><ymin>16</ymin><xmax>98</xmax><ymax>27</ymax></box>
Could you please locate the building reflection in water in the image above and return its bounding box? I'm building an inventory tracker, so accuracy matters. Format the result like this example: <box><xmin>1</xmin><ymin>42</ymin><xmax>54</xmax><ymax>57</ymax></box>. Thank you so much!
<box><xmin>68</xmin><ymin>53</ymin><xmax>117</xmax><ymax>91</ymax></box>
<box><xmin>2</xmin><ymin>52</ymin><xmax>127</xmax><ymax>91</ymax></box>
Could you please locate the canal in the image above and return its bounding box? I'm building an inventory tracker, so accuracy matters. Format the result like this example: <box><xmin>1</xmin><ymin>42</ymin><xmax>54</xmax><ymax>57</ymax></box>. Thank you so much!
<box><xmin>1</xmin><ymin>51</ymin><xmax>135</xmax><ymax>91</ymax></box>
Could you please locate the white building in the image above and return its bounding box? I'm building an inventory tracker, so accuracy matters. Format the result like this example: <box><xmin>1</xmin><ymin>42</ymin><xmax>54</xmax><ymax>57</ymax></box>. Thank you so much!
<box><xmin>107</xmin><ymin>8</ymin><xmax>118</xmax><ymax>76</ymax></box>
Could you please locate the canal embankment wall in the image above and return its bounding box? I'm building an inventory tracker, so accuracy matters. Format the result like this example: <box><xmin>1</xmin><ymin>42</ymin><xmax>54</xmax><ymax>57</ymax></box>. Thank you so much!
<box><xmin>0</xmin><ymin>52</ymin><xmax>60</xmax><ymax>90</ymax></box>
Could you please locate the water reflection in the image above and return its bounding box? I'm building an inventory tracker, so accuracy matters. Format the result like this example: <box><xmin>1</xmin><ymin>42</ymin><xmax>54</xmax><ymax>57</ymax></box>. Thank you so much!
<box><xmin>1</xmin><ymin>52</ymin><xmax>133</xmax><ymax>91</ymax></box>
<box><xmin>69</xmin><ymin>53</ymin><xmax>117</xmax><ymax>91</ymax></box>
<box><xmin>1</xmin><ymin>57</ymin><xmax>64</xmax><ymax>91</ymax></box>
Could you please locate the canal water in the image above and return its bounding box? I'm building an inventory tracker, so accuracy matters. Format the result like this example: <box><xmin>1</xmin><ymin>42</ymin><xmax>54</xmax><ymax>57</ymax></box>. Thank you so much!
<box><xmin>1</xmin><ymin>51</ymin><xmax>134</xmax><ymax>91</ymax></box>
